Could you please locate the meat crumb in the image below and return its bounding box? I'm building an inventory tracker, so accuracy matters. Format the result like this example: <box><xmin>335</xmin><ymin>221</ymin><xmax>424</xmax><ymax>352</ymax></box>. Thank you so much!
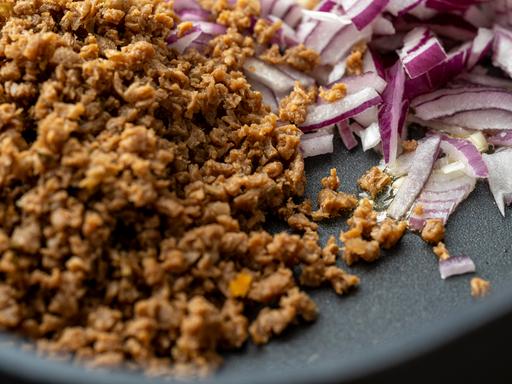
<box><xmin>279</xmin><ymin>82</ymin><xmax>317</xmax><ymax>125</ymax></box>
<box><xmin>421</xmin><ymin>219</ymin><xmax>445</xmax><ymax>244</ymax></box>
<box><xmin>177</xmin><ymin>22</ymin><xmax>194</xmax><ymax>37</ymax></box>
<box><xmin>470</xmin><ymin>277</ymin><xmax>491</xmax><ymax>298</ymax></box>
<box><xmin>319</xmin><ymin>83</ymin><xmax>347</xmax><ymax>103</ymax></box>
<box><xmin>357</xmin><ymin>167</ymin><xmax>392</xmax><ymax>198</ymax></box>
<box><xmin>260</xmin><ymin>44</ymin><xmax>320</xmax><ymax>72</ymax></box>
<box><xmin>346</xmin><ymin>42</ymin><xmax>367</xmax><ymax>76</ymax></box>
<box><xmin>312</xmin><ymin>168</ymin><xmax>358</xmax><ymax>221</ymax></box>
<box><xmin>340</xmin><ymin>199</ymin><xmax>406</xmax><ymax>265</ymax></box>
<box><xmin>433</xmin><ymin>242</ymin><xmax>450</xmax><ymax>261</ymax></box>
<box><xmin>402</xmin><ymin>140</ymin><xmax>418</xmax><ymax>152</ymax></box>
<box><xmin>253</xmin><ymin>19</ymin><xmax>282</xmax><ymax>45</ymax></box>
<box><xmin>413</xmin><ymin>204</ymin><xmax>424</xmax><ymax>216</ymax></box>
<box><xmin>371</xmin><ymin>218</ymin><xmax>407</xmax><ymax>249</ymax></box>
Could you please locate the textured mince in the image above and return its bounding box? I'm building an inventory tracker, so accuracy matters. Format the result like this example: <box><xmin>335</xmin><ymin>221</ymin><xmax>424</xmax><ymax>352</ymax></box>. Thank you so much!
<box><xmin>0</xmin><ymin>0</ymin><xmax>358</xmax><ymax>376</ymax></box>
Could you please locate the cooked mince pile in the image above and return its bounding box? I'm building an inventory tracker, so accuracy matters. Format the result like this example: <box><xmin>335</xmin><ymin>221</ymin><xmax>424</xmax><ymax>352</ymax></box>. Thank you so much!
<box><xmin>0</xmin><ymin>0</ymin><xmax>365</xmax><ymax>375</ymax></box>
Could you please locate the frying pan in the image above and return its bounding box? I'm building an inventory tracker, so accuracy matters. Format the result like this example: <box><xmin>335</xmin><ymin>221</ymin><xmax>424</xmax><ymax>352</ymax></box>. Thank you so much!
<box><xmin>1</xmin><ymin>134</ymin><xmax>511</xmax><ymax>383</ymax></box>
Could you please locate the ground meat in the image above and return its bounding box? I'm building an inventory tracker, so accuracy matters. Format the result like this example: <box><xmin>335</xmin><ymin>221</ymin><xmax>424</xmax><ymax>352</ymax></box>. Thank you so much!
<box><xmin>433</xmin><ymin>242</ymin><xmax>450</xmax><ymax>260</ymax></box>
<box><xmin>371</xmin><ymin>219</ymin><xmax>407</xmax><ymax>249</ymax></box>
<box><xmin>345</xmin><ymin>42</ymin><xmax>367</xmax><ymax>76</ymax></box>
<box><xmin>312</xmin><ymin>168</ymin><xmax>358</xmax><ymax>221</ymax></box>
<box><xmin>421</xmin><ymin>219</ymin><xmax>445</xmax><ymax>244</ymax></box>
<box><xmin>470</xmin><ymin>277</ymin><xmax>490</xmax><ymax>298</ymax></box>
<box><xmin>0</xmin><ymin>0</ymin><xmax>357</xmax><ymax>375</ymax></box>
<box><xmin>358</xmin><ymin>166</ymin><xmax>392</xmax><ymax>198</ymax></box>
<box><xmin>249</xmin><ymin>288</ymin><xmax>317</xmax><ymax>345</ymax></box>
<box><xmin>319</xmin><ymin>83</ymin><xmax>347</xmax><ymax>103</ymax></box>
<box><xmin>340</xmin><ymin>199</ymin><xmax>405</xmax><ymax>265</ymax></box>
<box><xmin>260</xmin><ymin>44</ymin><xmax>320</xmax><ymax>72</ymax></box>
<box><xmin>279</xmin><ymin>81</ymin><xmax>317</xmax><ymax>125</ymax></box>
<box><xmin>253</xmin><ymin>18</ymin><xmax>282</xmax><ymax>45</ymax></box>
<box><xmin>402</xmin><ymin>140</ymin><xmax>418</xmax><ymax>152</ymax></box>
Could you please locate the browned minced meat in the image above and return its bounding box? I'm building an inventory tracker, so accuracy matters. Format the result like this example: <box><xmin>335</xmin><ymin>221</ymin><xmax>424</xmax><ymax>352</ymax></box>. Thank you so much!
<box><xmin>421</xmin><ymin>219</ymin><xmax>445</xmax><ymax>244</ymax></box>
<box><xmin>319</xmin><ymin>83</ymin><xmax>347</xmax><ymax>103</ymax></box>
<box><xmin>279</xmin><ymin>81</ymin><xmax>317</xmax><ymax>125</ymax></box>
<box><xmin>260</xmin><ymin>44</ymin><xmax>320</xmax><ymax>72</ymax></box>
<box><xmin>470</xmin><ymin>277</ymin><xmax>491</xmax><ymax>298</ymax></box>
<box><xmin>402</xmin><ymin>139</ymin><xmax>418</xmax><ymax>152</ymax></box>
<box><xmin>340</xmin><ymin>199</ymin><xmax>406</xmax><ymax>265</ymax></box>
<box><xmin>345</xmin><ymin>42</ymin><xmax>367</xmax><ymax>76</ymax></box>
<box><xmin>253</xmin><ymin>18</ymin><xmax>282</xmax><ymax>45</ymax></box>
<box><xmin>0</xmin><ymin>0</ymin><xmax>356</xmax><ymax>376</ymax></box>
<box><xmin>312</xmin><ymin>169</ymin><xmax>358</xmax><ymax>221</ymax></box>
<box><xmin>357</xmin><ymin>166</ymin><xmax>392</xmax><ymax>198</ymax></box>
<box><xmin>433</xmin><ymin>242</ymin><xmax>450</xmax><ymax>261</ymax></box>
<box><xmin>371</xmin><ymin>219</ymin><xmax>407</xmax><ymax>250</ymax></box>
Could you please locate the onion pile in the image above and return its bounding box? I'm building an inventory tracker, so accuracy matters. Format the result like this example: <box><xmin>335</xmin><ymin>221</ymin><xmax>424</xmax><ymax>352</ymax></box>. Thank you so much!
<box><xmin>170</xmin><ymin>0</ymin><xmax>512</xmax><ymax>279</ymax></box>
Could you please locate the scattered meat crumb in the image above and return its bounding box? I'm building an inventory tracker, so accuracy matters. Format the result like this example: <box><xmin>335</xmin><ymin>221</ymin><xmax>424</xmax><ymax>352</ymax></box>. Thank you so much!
<box><xmin>254</xmin><ymin>18</ymin><xmax>282</xmax><ymax>45</ymax></box>
<box><xmin>260</xmin><ymin>44</ymin><xmax>320</xmax><ymax>72</ymax></box>
<box><xmin>279</xmin><ymin>82</ymin><xmax>317</xmax><ymax>125</ymax></box>
<box><xmin>371</xmin><ymin>218</ymin><xmax>407</xmax><ymax>249</ymax></box>
<box><xmin>358</xmin><ymin>167</ymin><xmax>392</xmax><ymax>198</ymax></box>
<box><xmin>413</xmin><ymin>204</ymin><xmax>424</xmax><ymax>216</ymax></box>
<box><xmin>433</xmin><ymin>242</ymin><xmax>450</xmax><ymax>261</ymax></box>
<box><xmin>402</xmin><ymin>140</ymin><xmax>418</xmax><ymax>152</ymax></box>
<box><xmin>471</xmin><ymin>277</ymin><xmax>491</xmax><ymax>298</ymax></box>
<box><xmin>346</xmin><ymin>42</ymin><xmax>367</xmax><ymax>76</ymax></box>
<box><xmin>421</xmin><ymin>219</ymin><xmax>445</xmax><ymax>244</ymax></box>
<box><xmin>319</xmin><ymin>83</ymin><xmax>347</xmax><ymax>103</ymax></box>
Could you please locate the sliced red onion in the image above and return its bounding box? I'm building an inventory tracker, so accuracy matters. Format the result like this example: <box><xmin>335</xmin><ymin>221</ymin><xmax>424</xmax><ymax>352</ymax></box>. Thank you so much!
<box><xmin>353</xmin><ymin>106</ymin><xmax>378</xmax><ymax>126</ymax></box>
<box><xmin>413</xmin><ymin>89</ymin><xmax>512</xmax><ymax>120</ymax></box>
<box><xmin>438</xmin><ymin>109</ymin><xmax>512</xmax><ymax>131</ymax></box>
<box><xmin>179</xmin><ymin>9</ymin><xmax>211</xmax><ymax>21</ymax></box>
<box><xmin>386</xmin><ymin>0</ymin><xmax>422</xmax><ymax>16</ymax></box>
<box><xmin>250</xmin><ymin>80</ymin><xmax>279</xmax><ymax>113</ymax></box>
<box><xmin>439</xmin><ymin>135</ymin><xmax>488</xmax><ymax>178</ymax></box>
<box><xmin>379</xmin><ymin>62</ymin><xmax>406</xmax><ymax>164</ymax></box>
<box><xmin>387</xmin><ymin>135</ymin><xmax>441</xmax><ymax>219</ymax></box>
<box><xmin>487</xmin><ymin>131</ymin><xmax>512</xmax><ymax>147</ymax></box>
<box><xmin>261</xmin><ymin>0</ymin><xmax>277</xmax><ymax>17</ymax></box>
<box><xmin>387</xmin><ymin>151</ymin><xmax>416</xmax><ymax>177</ymax></box>
<box><xmin>372</xmin><ymin>16</ymin><xmax>395</xmax><ymax>35</ymax></box>
<box><xmin>344</xmin><ymin>0</ymin><xmax>389</xmax><ymax>31</ymax></box>
<box><xmin>457</xmin><ymin>71</ymin><xmax>512</xmax><ymax>89</ymax></box>
<box><xmin>300</xmin><ymin>131</ymin><xmax>334</xmax><ymax>158</ymax></box>
<box><xmin>399</xmin><ymin>27</ymin><xmax>447</xmax><ymax>79</ymax></box>
<box><xmin>300</xmin><ymin>87</ymin><xmax>382</xmax><ymax>131</ymax></box>
<box><xmin>338</xmin><ymin>72</ymin><xmax>387</xmax><ymax>94</ymax></box>
<box><xmin>359</xmin><ymin>122</ymin><xmax>381</xmax><ymax>151</ymax></box>
<box><xmin>302</xmin><ymin>14</ymin><xmax>350</xmax><ymax>53</ymax></box>
<box><xmin>483</xmin><ymin>149</ymin><xmax>512</xmax><ymax>216</ymax></box>
<box><xmin>408</xmin><ymin>165</ymin><xmax>476</xmax><ymax>230</ymax></box>
<box><xmin>321</xmin><ymin>23</ymin><xmax>373</xmax><ymax>66</ymax></box>
<box><xmin>492</xmin><ymin>25</ymin><xmax>512</xmax><ymax>79</ymax></box>
<box><xmin>168</xmin><ymin>29</ymin><xmax>203</xmax><ymax>54</ymax></box>
<box><xmin>467</xmin><ymin>28</ymin><xmax>494</xmax><ymax>69</ymax></box>
<box><xmin>337</xmin><ymin>121</ymin><xmax>359</xmax><ymax>150</ymax></box>
<box><xmin>439</xmin><ymin>256</ymin><xmax>476</xmax><ymax>279</ymax></box>
<box><xmin>276</xmin><ymin>65</ymin><xmax>316</xmax><ymax>88</ymax></box>
<box><xmin>192</xmin><ymin>21</ymin><xmax>227</xmax><ymax>36</ymax></box>
<box><xmin>464</xmin><ymin>5</ymin><xmax>493</xmax><ymax>28</ymax></box>
<box><xmin>243</xmin><ymin>58</ymin><xmax>295</xmax><ymax>97</ymax></box>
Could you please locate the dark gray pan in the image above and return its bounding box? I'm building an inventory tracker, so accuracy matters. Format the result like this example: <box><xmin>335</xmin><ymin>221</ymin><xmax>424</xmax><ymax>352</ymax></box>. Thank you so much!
<box><xmin>1</xmin><ymin>134</ymin><xmax>511</xmax><ymax>384</ymax></box>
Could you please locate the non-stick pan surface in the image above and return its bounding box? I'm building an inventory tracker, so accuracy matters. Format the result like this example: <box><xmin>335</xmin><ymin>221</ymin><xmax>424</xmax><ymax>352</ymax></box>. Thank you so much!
<box><xmin>1</xmin><ymin>134</ymin><xmax>511</xmax><ymax>383</ymax></box>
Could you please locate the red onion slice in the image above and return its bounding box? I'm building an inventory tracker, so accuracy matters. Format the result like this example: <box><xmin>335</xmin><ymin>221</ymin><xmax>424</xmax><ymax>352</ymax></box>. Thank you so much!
<box><xmin>439</xmin><ymin>135</ymin><xmax>488</xmax><ymax>178</ymax></box>
<box><xmin>300</xmin><ymin>87</ymin><xmax>382</xmax><ymax>131</ymax></box>
<box><xmin>337</xmin><ymin>121</ymin><xmax>359</xmax><ymax>150</ymax></box>
<box><xmin>492</xmin><ymin>25</ymin><xmax>512</xmax><ymax>78</ymax></box>
<box><xmin>408</xmin><ymin>166</ymin><xmax>476</xmax><ymax>230</ymax></box>
<box><xmin>467</xmin><ymin>28</ymin><xmax>494</xmax><ymax>69</ymax></box>
<box><xmin>300</xmin><ymin>131</ymin><xmax>335</xmax><ymax>158</ymax></box>
<box><xmin>388</xmin><ymin>135</ymin><xmax>441</xmax><ymax>219</ymax></box>
<box><xmin>483</xmin><ymin>149</ymin><xmax>512</xmax><ymax>216</ymax></box>
<box><xmin>488</xmin><ymin>131</ymin><xmax>512</xmax><ymax>147</ymax></box>
<box><xmin>359</xmin><ymin>122</ymin><xmax>381</xmax><ymax>151</ymax></box>
<box><xmin>249</xmin><ymin>80</ymin><xmax>279</xmax><ymax>113</ymax></box>
<box><xmin>399</xmin><ymin>27</ymin><xmax>447</xmax><ymax>79</ymax></box>
<box><xmin>344</xmin><ymin>0</ymin><xmax>389</xmax><ymax>31</ymax></box>
<box><xmin>379</xmin><ymin>62</ymin><xmax>406</xmax><ymax>164</ymax></box>
<box><xmin>438</xmin><ymin>109</ymin><xmax>512</xmax><ymax>131</ymax></box>
<box><xmin>439</xmin><ymin>256</ymin><xmax>476</xmax><ymax>279</ymax></box>
<box><xmin>243</xmin><ymin>58</ymin><xmax>295</xmax><ymax>97</ymax></box>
